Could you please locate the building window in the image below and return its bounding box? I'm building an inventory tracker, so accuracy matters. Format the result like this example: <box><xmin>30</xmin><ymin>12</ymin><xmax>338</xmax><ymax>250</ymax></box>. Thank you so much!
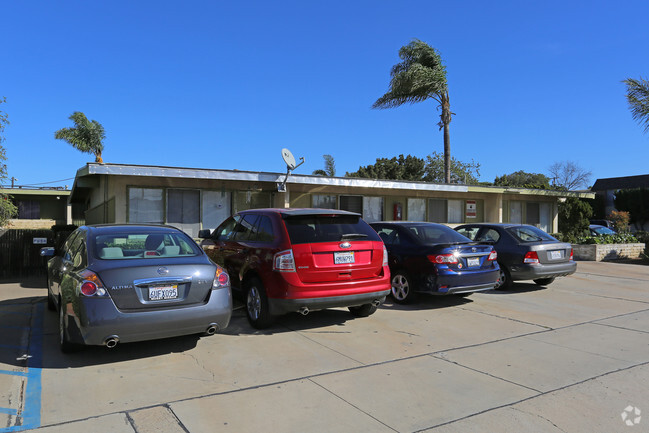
<box><xmin>340</xmin><ymin>195</ymin><xmax>362</xmax><ymax>214</ymax></box>
<box><xmin>510</xmin><ymin>201</ymin><xmax>522</xmax><ymax>224</ymax></box>
<box><xmin>202</xmin><ymin>191</ymin><xmax>231</xmax><ymax>230</ymax></box>
<box><xmin>128</xmin><ymin>188</ymin><xmax>163</xmax><ymax>223</ymax></box>
<box><xmin>17</xmin><ymin>201</ymin><xmax>40</xmax><ymax>219</ymax></box>
<box><xmin>362</xmin><ymin>197</ymin><xmax>383</xmax><ymax>222</ymax></box>
<box><xmin>312</xmin><ymin>194</ymin><xmax>337</xmax><ymax>209</ymax></box>
<box><xmin>407</xmin><ymin>198</ymin><xmax>426</xmax><ymax>221</ymax></box>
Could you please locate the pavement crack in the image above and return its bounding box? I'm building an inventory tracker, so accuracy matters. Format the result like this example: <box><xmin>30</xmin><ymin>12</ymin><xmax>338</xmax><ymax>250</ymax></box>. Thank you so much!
<box><xmin>458</xmin><ymin>306</ymin><xmax>553</xmax><ymax>330</ymax></box>
<box><xmin>511</xmin><ymin>407</ymin><xmax>568</xmax><ymax>432</ymax></box>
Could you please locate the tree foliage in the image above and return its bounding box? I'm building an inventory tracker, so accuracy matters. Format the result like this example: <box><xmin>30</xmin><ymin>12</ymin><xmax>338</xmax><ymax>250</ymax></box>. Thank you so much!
<box><xmin>54</xmin><ymin>112</ymin><xmax>106</xmax><ymax>163</ymax></box>
<box><xmin>558</xmin><ymin>197</ymin><xmax>593</xmax><ymax>242</ymax></box>
<box><xmin>623</xmin><ymin>77</ymin><xmax>649</xmax><ymax>134</ymax></box>
<box><xmin>614</xmin><ymin>188</ymin><xmax>649</xmax><ymax>230</ymax></box>
<box><xmin>494</xmin><ymin>170</ymin><xmax>550</xmax><ymax>189</ymax></box>
<box><xmin>312</xmin><ymin>154</ymin><xmax>336</xmax><ymax>176</ymax></box>
<box><xmin>346</xmin><ymin>154</ymin><xmax>425</xmax><ymax>181</ymax></box>
<box><xmin>373</xmin><ymin>39</ymin><xmax>454</xmax><ymax>183</ymax></box>
<box><xmin>548</xmin><ymin>161</ymin><xmax>592</xmax><ymax>190</ymax></box>
<box><xmin>423</xmin><ymin>151</ymin><xmax>480</xmax><ymax>184</ymax></box>
<box><xmin>0</xmin><ymin>96</ymin><xmax>18</xmax><ymax>227</ymax></box>
<box><xmin>346</xmin><ymin>152</ymin><xmax>480</xmax><ymax>184</ymax></box>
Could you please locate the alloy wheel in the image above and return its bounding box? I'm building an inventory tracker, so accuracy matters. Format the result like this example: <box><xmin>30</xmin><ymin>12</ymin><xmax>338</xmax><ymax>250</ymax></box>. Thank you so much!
<box><xmin>391</xmin><ymin>274</ymin><xmax>410</xmax><ymax>301</ymax></box>
<box><xmin>247</xmin><ymin>286</ymin><xmax>261</xmax><ymax>321</ymax></box>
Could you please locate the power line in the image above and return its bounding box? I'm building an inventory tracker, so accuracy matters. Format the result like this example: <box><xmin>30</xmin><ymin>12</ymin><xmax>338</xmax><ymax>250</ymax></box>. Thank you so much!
<box><xmin>19</xmin><ymin>177</ymin><xmax>75</xmax><ymax>187</ymax></box>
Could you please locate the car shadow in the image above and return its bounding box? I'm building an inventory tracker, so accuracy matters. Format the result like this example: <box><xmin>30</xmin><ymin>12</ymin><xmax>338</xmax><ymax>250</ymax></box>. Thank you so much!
<box><xmin>379</xmin><ymin>294</ymin><xmax>474</xmax><ymax>311</ymax></box>
<box><xmin>0</xmin><ymin>277</ymin><xmax>47</xmax><ymax>289</ymax></box>
<box><xmin>487</xmin><ymin>282</ymin><xmax>547</xmax><ymax>294</ymax></box>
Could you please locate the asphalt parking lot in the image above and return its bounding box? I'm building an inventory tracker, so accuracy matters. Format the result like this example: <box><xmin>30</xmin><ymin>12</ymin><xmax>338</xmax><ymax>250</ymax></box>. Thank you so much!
<box><xmin>1</xmin><ymin>261</ymin><xmax>648</xmax><ymax>433</ymax></box>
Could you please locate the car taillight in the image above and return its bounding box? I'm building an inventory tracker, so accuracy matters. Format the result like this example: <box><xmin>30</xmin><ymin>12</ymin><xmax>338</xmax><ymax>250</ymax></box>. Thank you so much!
<box><xmin>570</xmin><ymin>248</ymin><xmax>573</xmax><ymax>260</ymax></box>
<box><xmin>428</xmin><ymin>254</ymin><xmax>459</xmax><ymax>264</ymax></box>
<box><xmin>524</xmin><ymin>251</ymin><xmax>539</xmax><ymax>264</ymax></box>
<box><xmin>487</xmin><ymin>250</ymin><xmax>497</xmax><ymax>261</ymax></box>
<box><xmin>213</xmin><ymin>268</ymin><xmax>230</xmax><ymax>289</ymax></box>
<box><xmin>273</xmin><ymin>249</ymin><xmax>296</xmax><ymax>272</ymax></box>
<box><xmin>78</xmin><ymin>270</ymin><xmax>107</xmax><ymax>297</ymax></box>
<box><xmin>382</xmin><ymin>245</ymin><xmax>389</xmax><ymax>266</ymax></box>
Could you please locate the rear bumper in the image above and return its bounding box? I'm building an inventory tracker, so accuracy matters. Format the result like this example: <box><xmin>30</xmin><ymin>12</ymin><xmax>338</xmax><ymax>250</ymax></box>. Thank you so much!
<box><xmin>64</xmin><ymin>287</ymin><xmax>232</xmax><ymax>346</ymax></box>
<box><xmin>268</xmin><ymin>289</ymin><xmax>389</xmax><ymax>315</ymax></box>
<box><xmin>414</xmin><ymin>268</ymin><xmax>499</xmax><ymax>295</ymax></box>
<box><xmin>509</xmin><ymin>261</ymin><xmax>577</xmax><ymax>281</ymax></box>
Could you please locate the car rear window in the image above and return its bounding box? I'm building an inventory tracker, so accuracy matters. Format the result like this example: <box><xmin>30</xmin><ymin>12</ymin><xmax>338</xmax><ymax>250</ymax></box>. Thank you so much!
<box><xmin>406</xmin><ymin>224</ymin><xmax>472</xmax><ymax>244</ymax></box>
<box><xmin>92</xmin><ymin>231</ymin><xmax>202</xmax><ymax>259</ymax></box>
<box><xmin>283</xmin><ymin>215</ymin><xmax>381</xmax><ymax>244</ymax></box>
<box><xmin>506</xmin><ymin>226</ymin><xmax>557</xmax><ymax>243</ymax></box>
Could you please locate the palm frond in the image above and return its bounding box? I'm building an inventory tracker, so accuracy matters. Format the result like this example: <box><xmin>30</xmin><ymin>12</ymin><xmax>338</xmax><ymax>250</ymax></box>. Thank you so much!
<box><xmin>623</xmin><ymin>77</ymin><xmax>649</xmax><ymax>134</ymax></box>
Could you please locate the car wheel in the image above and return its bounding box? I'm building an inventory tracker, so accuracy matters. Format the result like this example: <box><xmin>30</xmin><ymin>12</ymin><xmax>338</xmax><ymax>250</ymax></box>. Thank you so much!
<box><xmin>348</xmin><ymin>303</ymin><xmax>378</xmax><ymax>317</ymax></box>
<box><xmin>495</xmin><ymin>264</ymin><xmax>512</xmax><ymax>290</ymax></box>
<box><xmin>533</xmin><ymin>277</ymin><xmax>555</xmax><ymax>286</ymax></box>
<box><xmin>390</xmin><ymin>271</ymin><xmax>415</xmax><ymax>304</ymax></box>
<box><xmin>245</xmin><ymin>278</ymin><xmax>275</xmax><ymax>329</ymax></box>
<box><xmin>46</xmin><ymin>278</ymin><xmax>56</xmax><ymax>311</ymax></box>
<box><xmin>59</xmin><ymin>300</ymin><xmax>78</xmax><ymax>353</ymax></box>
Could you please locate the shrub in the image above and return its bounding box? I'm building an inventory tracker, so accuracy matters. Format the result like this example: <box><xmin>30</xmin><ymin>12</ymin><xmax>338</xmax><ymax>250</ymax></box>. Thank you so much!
<box><xmin>607</xmin><ymin>210</ymin><xmax>631</xmax><ymax>233</ymax></box>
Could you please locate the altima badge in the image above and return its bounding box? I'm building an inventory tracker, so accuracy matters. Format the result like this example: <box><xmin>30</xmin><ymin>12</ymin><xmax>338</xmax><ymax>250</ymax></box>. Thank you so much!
<box><xmin>157</xmin><ymin>266</ymin><xmax>169</xmax><ymax>275</ymax></box>
<box><xmin>340</xmin><ymin>242</ymin><xmax>352</xmax><ymax>249</ymax></box>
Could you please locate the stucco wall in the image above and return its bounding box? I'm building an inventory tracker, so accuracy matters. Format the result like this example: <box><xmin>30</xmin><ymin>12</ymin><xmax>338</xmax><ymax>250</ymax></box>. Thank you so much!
<box><xmin>572</xmin><ymin>243</ymin><xmax>646</xmax><ymax>261</ymax></box>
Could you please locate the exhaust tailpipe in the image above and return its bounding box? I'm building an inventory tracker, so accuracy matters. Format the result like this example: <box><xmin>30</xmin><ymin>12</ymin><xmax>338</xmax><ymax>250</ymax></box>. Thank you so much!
<box><xmin>371</xmin><ymin>299</ymin><xmax>381</xmax><ymax>307</ymax></box>
<box><xmin>205</xmin><ymin>324</ymin><xmax>218</xmax><ymax>335</ymax></box>
<box><xmin>299</xmin><ymin>307</ymin><xmax>309</xmax><ymax>316</ymax></box>
<box><xmin>104</xmin><ymin>336</ymin><xmax>119</xmax><ymax>348</ymax></box>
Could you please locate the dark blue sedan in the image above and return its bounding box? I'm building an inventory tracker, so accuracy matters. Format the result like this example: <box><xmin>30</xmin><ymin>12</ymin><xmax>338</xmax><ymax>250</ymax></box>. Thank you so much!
<box><xmin>370</xmin><ymin>222</ymin><xmax>499</xmax><ymax>303</ymax></box>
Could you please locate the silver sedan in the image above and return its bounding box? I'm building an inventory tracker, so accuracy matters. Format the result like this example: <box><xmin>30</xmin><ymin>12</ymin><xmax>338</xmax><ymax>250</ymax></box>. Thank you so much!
<box><xmin>41</xmin><ymin>224</ymin><xmax>232</xmax><ymax>352</ymax></box>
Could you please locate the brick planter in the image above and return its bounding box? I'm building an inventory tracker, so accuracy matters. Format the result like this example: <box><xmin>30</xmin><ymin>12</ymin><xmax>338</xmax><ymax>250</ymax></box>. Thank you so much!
<box><xmin>572</xmin><ymin>243</ymin><xmax>646</xmax><ymax>261</ymax></box>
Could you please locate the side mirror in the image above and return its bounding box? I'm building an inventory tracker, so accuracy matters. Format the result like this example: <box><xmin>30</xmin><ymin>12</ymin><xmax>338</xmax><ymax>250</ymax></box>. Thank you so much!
<box><xmin>40</xmin><ymin>247</ymin><xmax>55</xmax><ymax>257</ymax></box>
<box><xmin>198</xmin><ymin>229</ymin><xmax>212</xmax><ymax>239</ymax></box>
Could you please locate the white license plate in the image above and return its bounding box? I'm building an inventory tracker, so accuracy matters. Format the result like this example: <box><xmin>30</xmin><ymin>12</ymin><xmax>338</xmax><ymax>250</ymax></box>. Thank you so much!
<box><xmin>549</xmin><ymin>250</ymin><xmax>563</xmax><ymax>260</ymax></box>
<box><xmin>149</xmin><ymin>285</ymin><xmax>178</xmax><ymax>300</ymax></box>
<box><xmin>467</xmin><ymin>257</ymin><xmax>480</xmax><ymax>267</ymax></box>
<box><xmin>334</xmin><ymin>251</ymin><xmax>355</xmax><ymax>264</ymax></box>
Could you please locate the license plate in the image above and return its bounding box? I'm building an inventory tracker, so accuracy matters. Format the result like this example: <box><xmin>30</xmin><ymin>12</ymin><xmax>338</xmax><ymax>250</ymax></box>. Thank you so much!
<box><xmin>149</xmin><ymin>285</ymin><xmax>178</xmax><ymax>300</ymax></box>
<box><xmin>334</xmin><ymin>251</ymin><xmax>355</xmax><ymax>264</ymax></box>
<box><xmin>467</xmin><ymin>257</ymin><xmax>480</xmax><ymax>267</ymax></box>
<box><xmin>549</xmin><ymin>250</ymin><xmax>563</xmax><ymax>260</ymax></box>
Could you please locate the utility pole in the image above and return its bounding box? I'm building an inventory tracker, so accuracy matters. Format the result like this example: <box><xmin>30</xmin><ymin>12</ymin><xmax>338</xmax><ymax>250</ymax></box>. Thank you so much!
<box><xmin>10</xmin><ymin>177</ymin><xmax>17</xmax><ymax>188</ymax></box>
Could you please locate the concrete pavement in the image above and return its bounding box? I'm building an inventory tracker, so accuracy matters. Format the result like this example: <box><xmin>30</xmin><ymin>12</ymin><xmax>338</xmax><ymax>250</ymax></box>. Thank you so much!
<box><xmin>1</xmin><ymin>261</ymin><xmax>648</xmax><ymax>432</ymax></box>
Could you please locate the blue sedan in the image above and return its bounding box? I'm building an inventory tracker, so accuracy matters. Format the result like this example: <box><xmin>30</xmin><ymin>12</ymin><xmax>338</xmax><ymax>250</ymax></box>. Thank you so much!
<box><xmin>370</xmin><ymin>222</ymin><xmax>499</xmax><ymax>303</ymax></box>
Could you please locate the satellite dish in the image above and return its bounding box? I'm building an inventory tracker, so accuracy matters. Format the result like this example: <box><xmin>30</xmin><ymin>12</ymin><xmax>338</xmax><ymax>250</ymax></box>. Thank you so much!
<box><xmin>277</xmin><ymin>147</ymin><xmax>305</xmax><ymax>192</ymax></box>
<box><xmin>282</xmin><ymin>148</ymin><xmax>297</xmax><ymax>170</ymax></box>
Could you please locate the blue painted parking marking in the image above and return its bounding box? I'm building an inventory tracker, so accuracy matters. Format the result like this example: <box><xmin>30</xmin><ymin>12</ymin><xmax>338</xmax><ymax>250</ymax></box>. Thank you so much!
<box><xmin>0</xmin><ymin>302</ymin><xmax>43</xmax><ymax>432</ymax></box>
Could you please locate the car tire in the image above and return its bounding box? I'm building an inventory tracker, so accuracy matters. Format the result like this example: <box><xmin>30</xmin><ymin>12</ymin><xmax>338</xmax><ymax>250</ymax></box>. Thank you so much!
<box><xmin>533</xmin><ymin>277</ymin><xmax>555</xmax><ymax>286</ymax></box>
<box><xmin>59</xmin><ymin>300</ymin><xmax>78</xmax><ymax>353</ymax></box>
<box><xmin>390</xmin><ymin>271</ymin><xmax>415</xmax><ymax>304</ymax></box>
<box><xmin>46</xmin><ymin>278</ymin><xmax>56</xmax><ymax>311</ymax></box>
<box><xmin>245</xmin><ymin>277</ymin><xmax>275</xmax><ymax>329</ymax></box>
<box><xmin>348</xmin><ymin>303</ymin><xmax>378</xmax><ymax>317</ymax></box>
<box><xmin>495</xmin><ymin>264</ymin><xmax>512</xmax><ymax>290</ymax></box>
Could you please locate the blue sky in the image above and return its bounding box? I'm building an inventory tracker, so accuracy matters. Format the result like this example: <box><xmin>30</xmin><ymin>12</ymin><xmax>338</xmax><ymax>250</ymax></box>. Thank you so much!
<box><xmin>2</xmin><ymin>0</ymin><xmax>648</xmax><ymax>189</ymax></box>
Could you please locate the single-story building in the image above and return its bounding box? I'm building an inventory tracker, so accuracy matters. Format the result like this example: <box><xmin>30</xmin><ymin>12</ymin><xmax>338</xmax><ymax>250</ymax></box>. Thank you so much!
<box><xmin>1</xmin><ymin>187</ymin><xmax>76</xmax><ymax>229</ymax></box>
<box><xmin>68</xmin><ymin>163</ymin><xmax>594</xmax><ymax>238</ymax></box>
<box><xmin>591</xmin><ymin>174</ymin><xmax>649</xmax><ymax>216</ymax></box>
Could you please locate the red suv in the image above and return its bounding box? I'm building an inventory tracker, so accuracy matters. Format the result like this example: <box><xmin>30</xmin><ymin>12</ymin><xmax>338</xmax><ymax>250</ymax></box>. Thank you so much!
<box><xmin>199</xmin><ymin>209</ymin><xmax>390</xmax><ymax>328</ymax></box>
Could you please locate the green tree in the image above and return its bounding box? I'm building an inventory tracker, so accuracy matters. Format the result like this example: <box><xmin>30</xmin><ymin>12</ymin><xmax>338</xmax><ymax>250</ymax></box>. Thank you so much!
<box><xmin>614</xmin><ymin>188</ymin><xmax>649</xmax><ymax>230</ymax></box>
<box><xmin>558</xmin><ymin>197</ymin><xmax>592</xmax><ymax>242</ymax></box>
<box><xmin>494</xmin><ymin>171</ymin><xmax>550</xmax><ymax>189</ymax></box>
<box><xmin>423</xmin><ymin>151</ymin><xmax>480</xmax><ymax>184</ymax></box>
<box><xmin>54</xmin><ymin>112</ymin><xmax>106</xmax><ymax>163</ymax></box>
<box><xmin>373</xmin><ymin>40</ymin><xmax>453</xmax><ymax>183</ymax></box>
<box><xmin>346</xmin><ymin>154</ymin><xmax>426</xmax><ymax>181</ymax></box>
<box><xmin>0</xmin><ymin>96</ymin><xmax>18</xmax><ymax>227</ymax></box>
<box><xmin>312</xmin><ymin>154</ymin><xmax>336</xmax><ymax>176</ymax></box>
<box><xmin>623</xmin><ymin>77</ymin><xmax>649</xmax><ymax>134</ymax></box>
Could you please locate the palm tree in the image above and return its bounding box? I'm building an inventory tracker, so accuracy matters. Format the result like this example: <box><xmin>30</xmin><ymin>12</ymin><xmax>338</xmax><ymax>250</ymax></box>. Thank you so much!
<box><xmin>623</xmin><ymin>77</ymin><xmax>649</xmax><ymax>134</ymax></box>
<box><xmin>373</xmin><ymin>39</ymin><xmax>453</xmax><ymax>183</ymax></box>
<box><xmin>312</xmin><ymin>154</ymin><xmax>336</xmax><ymax>176</ymax></box>
<box><xmin>54</xmin><ymin>112</ymin><xmax>106</xmax><ymax>163</ymax></box>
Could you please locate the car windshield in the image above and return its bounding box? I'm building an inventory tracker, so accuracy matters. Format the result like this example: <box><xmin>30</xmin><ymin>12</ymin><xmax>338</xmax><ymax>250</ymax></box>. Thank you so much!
<box><xmin>92</xmin><ymin>231</ymin><xmax>202</xmax><ymax>259</ymax></box>
<box><xmin>592</xmin><ymin>226</ymin><xmax>616</xmax><ymax>235</ymax></box>
<box><xmin>506</xmin><ymin>226</ymin><xmax>557</xmax><ymax>243</ymax></box>
<box><xmin>406</xmin><ymin>224</ymin><xmax>472</xmax><ymax>244</ymax></box>
<box><xmin>284</xmin><ymin>215</ymin><xmax>381</xmax><ymax>244</ymax></box>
